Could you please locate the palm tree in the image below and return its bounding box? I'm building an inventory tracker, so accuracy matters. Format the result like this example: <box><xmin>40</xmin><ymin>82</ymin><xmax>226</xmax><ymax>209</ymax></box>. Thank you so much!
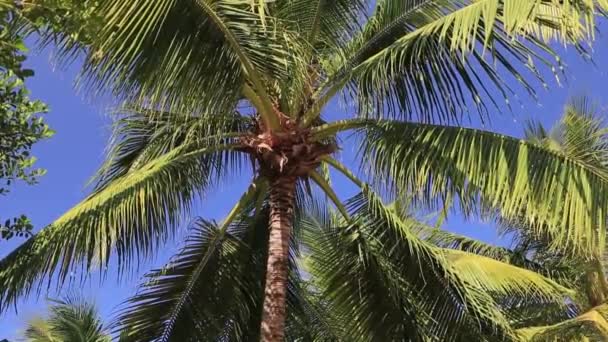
<box><xmin>114</xmin><ymin>201</ymin><xmax>574</xmax><ymax>341</ymax></box>
<box><xmin>504</xmin><ymin>98</ymin><xmax>608</xmax><ymax>340</ymax></box>
<box><xmin>1</xmin><ymin>0</ymin><xmax>608</xmax><ymax>340</ymax></box>
<box><xmin>22</xmin><ymin>296</ymin><xmax>110</xmax><ymax>342</ymax></box>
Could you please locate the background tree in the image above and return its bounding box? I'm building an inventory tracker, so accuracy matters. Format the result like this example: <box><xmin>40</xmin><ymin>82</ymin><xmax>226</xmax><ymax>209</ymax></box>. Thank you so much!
<box><xmin>23</xmin><ymin>296</ymin><xmax>110</xmax><ymax>342</ymax></box>
<box><xmin>508</xmin><ymin>98</ymin><xmax>608</xmax><ymax>340</ymax></box>
<box><xmin>0</xmin><ymin>0</ymin><xmax>52</xmax><ymax>241</ymax></box>
<box><xmin>0</xmin><ymin>0</ymin><xmax>607</xmax><ymax>341</ymax></box>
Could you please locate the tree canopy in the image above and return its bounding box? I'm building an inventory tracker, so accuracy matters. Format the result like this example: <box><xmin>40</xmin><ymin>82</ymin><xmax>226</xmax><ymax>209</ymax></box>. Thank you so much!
<box><xmin>1</xmin><ymin>0</ymin><xmax>608</xmax><ymax>340</ymax></box>
<box><xmin>0</xmin><ymin>1</ymin><xmax>52</xmax><ymax>241</ymax></box>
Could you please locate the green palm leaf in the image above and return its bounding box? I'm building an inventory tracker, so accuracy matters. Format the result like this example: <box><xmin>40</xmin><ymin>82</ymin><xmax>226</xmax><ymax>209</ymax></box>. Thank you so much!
<box><xmin>113</xmin><ymin>184</ymin><xmax>317</xmax><ymax>341</ymax></box>
<box><xmin>112</xmin><ymin>181</ymin><xmax>262</xmax><ymax>341</ymax></box>
<box><xmin>276</xmin><ymin>0</ymin><xmax>365</xmax><ymax>48</ymax></box>
<box><xmin>47</xmin><ymin>0</ymin><xmax>295</xmax><ymax>124</ymax></box>
<box><xmin>24</xmin><ymin>296</ymin><xmax>109</xmax><ymax>342</ymax></box>
<box><xmin>361</xmin><ymin>120</ymin><xmax>608</xmax><ymax>256</ymax></box>
<box><xmin>4</xmin><ymin>2</ymin><xmax>608</xmax><ymax>340</ymax></box>
<box><xmin>0</xmin><ymin>138</ymin><xmax>241</xmax><ymax>311</ymax></box>
<box><xmin>517</xmin><ymin>303</ymin><xmax>608</xmax><ymax>341</ymax></box>
<box><xmin>525</xmin><ymin>96</ymin><xmax>608</xmax><ymax>171</ymax></box>
<box><xmin>115</xmin><ymin>219</ymin><xmax>261</xmax><ymax>341</ymax></box>
<box><xmin>311</xmin><ymin>0</ymin><xmax>603</xmax><ymax>124</ymax></box>
<box><xmin>302</xmin><ymin>188</ymin><xmax>515</xmax><ymax>341</ymax></box>
<box><xmin>93</xmin><ymin>107</ymin><xmax>248</xmax><ymax>190</ymax></box>
<box><xmin>444</xmin><ymin>249</ymin><xmax>572</xmax><ymax>304</ymax></box>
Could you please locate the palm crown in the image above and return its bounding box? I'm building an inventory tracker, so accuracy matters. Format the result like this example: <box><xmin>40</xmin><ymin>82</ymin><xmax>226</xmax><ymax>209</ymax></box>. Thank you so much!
<box><xmin>2</xmin><ymin>0</ymin><xmax>608</xmax><ymax>340</ymax></box>
<box><xmin>23</xmin><ymin>296</ymin><xmax>109</xmax><ymax>342</ymax></box>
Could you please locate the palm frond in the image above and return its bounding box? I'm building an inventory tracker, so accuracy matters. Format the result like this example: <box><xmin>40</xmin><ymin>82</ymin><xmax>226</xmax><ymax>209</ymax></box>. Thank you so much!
<box><xmin>505</xmin><ymin>301</ymin><xmax>581</xmax><ymax>330</ymax></box>
<box><xmin>444</xmin><ymin>249</ymin><xmax>573</xmax><ymax>304</ymax></box>
<box><xmin>0</xmin><ymin>141</ymin><xmax>241</xmax><ymax>313</ymax></box>
<box><xmin>276</xmin><ymin>0</ymin><xmax>365</xmax><ymax>48</ymax></box>
<box><xmin>93</xmin><ymin>107</ymin><xmax>248</xmax><ymax>191</ymax></box>
<box><xmin>42</xmin><ymin>0</ymin><xmax>296</xmax><ymax>121</ymax></box>
<box><xmin>114</xmin><ymin>184</ymin><xmax>315</xmax><ymax>341</ymax></box>
<box><xmin>525</xmin><ymin>96</ymin><xmax>608</xmax><ymax>170</ymax></box>
<box><xmin>114</xmin><ymin>219</ymin><xmax>259</xmax><ymax>342</ymax></box>
<box><xmin>24</xmin><ymin>295</ymin><xmax>109</xmax><ymax>342</ymax></box>
<box><xmin>23</xmin><ymin>318</ymin><xmax>57</xmax><ymax>342</ymax></box>
<box><xmin>415</xmin><ymin>224</ymin><xmax>513</xmax><ymax>261</ymax></box>
<box><xmin>517</xmin><ymin>303</ymin><xmax>608</xmax><ymax>341</ymax></box>
<box><xmin>302</xmin><ymin>188</ymin><xmax>519</xmax><ymax>341</ymax></box>
<box><xmin>394</xmin><ymin>202</ymin><xmax>576</xmax><ymax>333</ymax></box>
<box><xmin>361</xmin><ymin>120</ymin><xmax>608</xmax><ymax>256</ymax></box>
<box><xmin>112</xmin><ymin>180</ymin><xmax>261</xmax><ymax>341</ymax></box>
<box><xmin>312</xmin><ymin>0</ymin><xmax>601</xmax><ymax>124</ymax></box>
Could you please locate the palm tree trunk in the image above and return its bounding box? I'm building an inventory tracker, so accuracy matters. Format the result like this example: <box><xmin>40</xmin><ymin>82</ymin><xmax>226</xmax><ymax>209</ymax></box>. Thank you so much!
<box><xmin>260</xmin><ymin>176</ymin><xmax>296</xmax><ymax>341</ymax></box>
<box><xmin>585</xmin><ymin>257</ymin><xmax>608</xmax><ymax>307</ymax></box>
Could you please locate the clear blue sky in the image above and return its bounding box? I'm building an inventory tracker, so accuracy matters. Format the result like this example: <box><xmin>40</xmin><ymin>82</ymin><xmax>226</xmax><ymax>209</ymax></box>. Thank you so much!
<box><xmin>1</xmin><ymin>32</ymin><xmax>607</xmax><ymax>338</ymax></box>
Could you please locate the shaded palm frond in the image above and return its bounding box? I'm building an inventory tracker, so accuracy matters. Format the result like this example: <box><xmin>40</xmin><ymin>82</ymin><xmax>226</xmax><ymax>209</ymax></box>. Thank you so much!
<box><xmin>276</xmin><ymin>0</ymin><xmax>366</xmax><ymax>49</ymax></box>
<box><xmin>113</xmin><ymin>187</ymin><xmax>314</xmax><ymax>341</ymax></box>
<box><xmin>505</xmin><ymin>300</ymin><xmax>581</xmax><ymax>330</ymax></box>
<box><xmin>302</xmin><ymin>188</ymin><xmax>520</xmax><ymax>341</ymax></box>
<box><xmin>114</xmin><ymin>219</ymin><xmax>261</xmax><ymax>342</ymax></box>
<box><xmin>284</xmin><ymin>281</ymin><xmax>342</xmax><ymax>342</ymax></box>
<box><xmin>93</xmin><ymin>107</ymin><xmax>249</xmax><ymax>191</ymax></box>
<box><xmin>36</xmin><ymin>0</ymin><xmax>297</xmax><ymax>117</ymax></box>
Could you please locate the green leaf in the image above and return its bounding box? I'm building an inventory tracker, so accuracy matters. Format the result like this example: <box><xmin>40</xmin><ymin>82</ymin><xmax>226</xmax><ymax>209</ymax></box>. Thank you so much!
<box><xmin>302</xmin><ymin>188</ymin><xmax>516</xmax><ymax>341</ymax></box>
<box><xmin>517</xmin><ymin>303</ymin><xmax>608</xmax><ymax>341</ymax></box>
<box><xmin>361</xmin><ymin>120</ymin><xmax>608</xmax><ymax>255</ymax></box>
<box><xmin>312</xmin><ymin>0</ymin><xmax>603</xmax><ymax>124</ymax></box>
<box><xmin>0</xmin><ymin>142</ymin><xmax>240</xmax><ymax>312</ymax></box>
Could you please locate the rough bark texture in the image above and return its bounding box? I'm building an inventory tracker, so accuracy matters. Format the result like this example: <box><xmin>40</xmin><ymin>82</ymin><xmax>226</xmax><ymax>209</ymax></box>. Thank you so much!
<box><xmin>586</xmin><ymin>257</ymin><xmax>608</xmax><ymax>307</ymax></box>
<box><xmin>260</xmin><ymin>176</ymin><xmax>296</xmax><ymax>342</ymax></box>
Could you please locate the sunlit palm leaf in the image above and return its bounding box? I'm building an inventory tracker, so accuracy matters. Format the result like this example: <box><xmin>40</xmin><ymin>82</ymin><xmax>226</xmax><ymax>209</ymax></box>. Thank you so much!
<box><xmin>444</xmin><ymin>249</ymin><xmax>573</xmax><ymax>304</ymax></box>
<box><xmin>0</xmin><ymin>141</ymin><xmax>242</xmax><ymax>312</ymax></box>
<box><xmin>361</xmin><ymin>120</ymin><xmax>608</xmax><ymax>256</ymax></box>
<box><xmin>314</xmin><ymin>0</ymin><xmax>603</xmax><ymax>124</ymax></box>
<box><xmin>413</xmin><ymin>220</ymin><xmax>570</xmax><ymax>284</ymax></box>
<box><xmin>517</xmin><ymin>303</ymin><xmax>608</xmax><ymax>341</ymax></box>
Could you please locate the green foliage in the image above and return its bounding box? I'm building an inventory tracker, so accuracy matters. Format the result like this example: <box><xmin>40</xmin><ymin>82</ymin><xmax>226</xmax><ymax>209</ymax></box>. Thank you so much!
<box><xmin>114</xmin><ymin>191</ymin><xmax>311</xmax><ymax>341</ymax></box>
<box><xmin>1</xmin><ymin>0</ymin><xmax>608</xmax><ymax>340</ymax></box>
<box><xmin>0</xmin><ymin>3</ymin><xmax>51</xmax><ymax>241</ymax></box>
<box><xmin>0</xmin><ymin>72</ymin><xmax>50</xmax><ymax>192</ymax></box>
<box><xmin>361</xmin><ymin>120</ymin><xmax>608</xmax><ymax>256</ymax></box>
<box><xmin>517</xmin><ymin>303</ymin><xmax>608</xmax><ymax>342</ymax></box>
<box><xmin>20</xmin><ymin>0</ymin><xmax>103</xmax><ymax>45</ymax></box>
<box><xmin>23</xmin><ymin>295</ymin><xmax>110</xmax><ymax>342</ymax></box>
<box><xmin>300</xmin><ymin>190</ymin><xmax>575</xmax><ymax>341</ymax></box>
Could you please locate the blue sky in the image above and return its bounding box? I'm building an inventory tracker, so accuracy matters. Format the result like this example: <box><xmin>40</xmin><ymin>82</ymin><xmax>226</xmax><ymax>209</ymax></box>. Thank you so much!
<box><xmin>0</xmin><ymin>32</ymin><xmax>608</xmax><ymax>339</ymax></box>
